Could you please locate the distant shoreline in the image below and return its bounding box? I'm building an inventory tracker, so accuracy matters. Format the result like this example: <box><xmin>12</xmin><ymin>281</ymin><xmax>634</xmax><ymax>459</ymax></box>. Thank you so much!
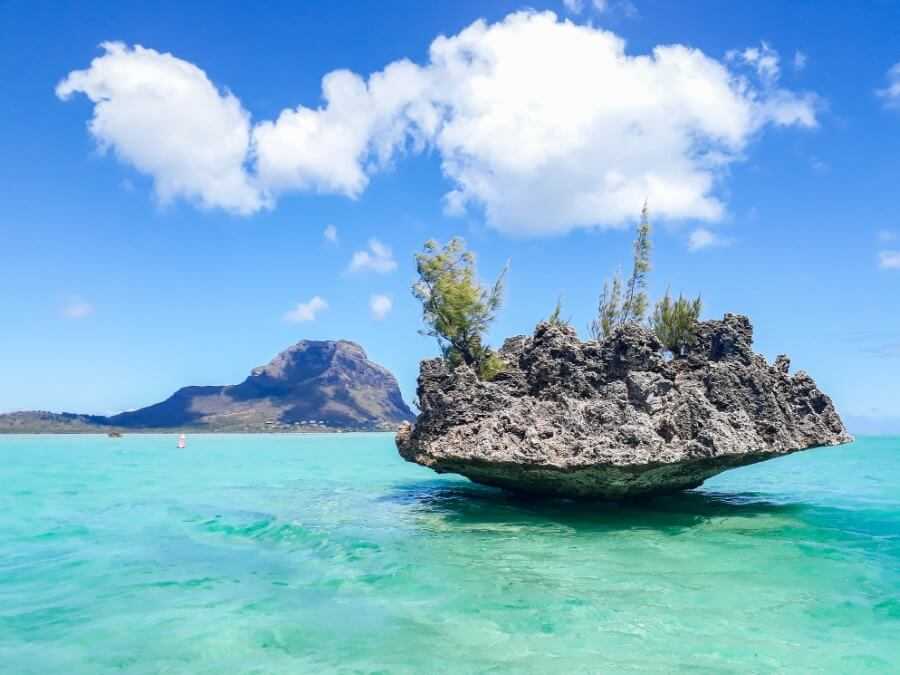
<box><xmin>0</xmin><ymin>429</ymin><xmax>400</xmax><ymax>435</ymax></box>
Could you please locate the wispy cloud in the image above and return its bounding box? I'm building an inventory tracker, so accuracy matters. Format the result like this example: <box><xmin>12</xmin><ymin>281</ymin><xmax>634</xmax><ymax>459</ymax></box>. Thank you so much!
<box><xmin>369</xmin><ymin>294</ymin><xmax>393</xmax><ymax>320</ymax></box>
<box><xmin>841</xmin><ymin>329</ymin><xmax>900</xmax><ymax>359</ymax></box>
<box><xmin>348</xmin><ymin>239</ymin><xmax>397</xmax><ymax>274</ymax></box>
<box><xmin>283</xmin><ymin>296</ymin><xmax>328</xmax><ymax>322</ymax></box>
<box><xmin>563</xmin><ymin>0</ymin><xmax>634</xmax><ymax>15</ymax></box>
<box><xmin>810</xmin><ymin>157</ymin><xmax>829</xmax><ymax>173</ymax></box>
<box><xmin>877</xmin><ymin>63</ymin><xmax>900</xmax><ymax>108</ymax></box>
<box><xmin>878</xmin><ymin>229</ymin><xmax>897</xmax><ymax>242</ymax></box>
<box><xmin>726</xmin><ymin>42</ymin><xmax>780</xmax><ymax>85</ymax></box>
<box><xmin>323</xmin><ymin>224</ymin><xmax>338</xmax><ymax>244</ymax></box>
<box><xmin>879</xmin><ymin>250</ymin><xmax>900</xmax><ymax>269</ymax></box>
<box><xmin>793</xmin><ymin>50</ymin><xmax>807</xmax><ymax>72</ymax></box>
<box><xmin>62</xmin><ymin>297</ymin><xmax>94</xmax><ymax>319</ymax></box>
<box><xmin>863</xmin><ymin>342</ymin><xmax>900</xmax><ymax>358</ymax></box>
<box><xmin>688</xmin><ymin>227</ymin><xmax>730</xmax><ymax>252</ymax></box>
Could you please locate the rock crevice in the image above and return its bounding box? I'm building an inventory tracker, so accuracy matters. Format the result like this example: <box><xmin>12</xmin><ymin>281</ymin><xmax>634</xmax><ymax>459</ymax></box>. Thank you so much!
<box><xmin>397</xmin><ymin>314</ymin><xmax>851</xmax><ymax>498</ymax></box>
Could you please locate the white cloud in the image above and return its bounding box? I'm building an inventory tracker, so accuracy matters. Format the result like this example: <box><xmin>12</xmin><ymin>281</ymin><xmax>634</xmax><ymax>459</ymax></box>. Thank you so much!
<box><xmin>877</xmin><ymin>63</ymin><xmax>900</xmax><ymax>108</ymax></box>
<box><xmin>793</xmin><ymin>50</ymin><xmax>807</xmax><ymax>72</ymax></box>
<box><xmin>323</xmin><ymin>223</ymin><xmax>338</xmax><ymax>244</ymax></box>
<box><xmin>878</xmin><ymin>230</ymin><xmax>897</xmax><ymax>242</ymax></box>
<box><xmin>727</xmin><ymin>42</ymin><xmax>780</xmax><ymax>85</ymax></box>
<box><xmin>348</xmin><ymin>238</ymin><xmax>397</xmax><ymax>274</ymax></box>
<box><xmin>429</xmin><ymin>20</ymin><xmax>814</xmax><ymax>235</ymax></box>
<box><xmin>688</xmin><ymin>227</ymin><xmax>729</xmax><ymax>252</ymax></box>
<box><xmin>369</xmin><ymin>294</ymin><xmax>393</xmax><ymax>320</ymax></box>
<box><xmin>62</xmin><ymin>297</ymin><xmax>94</xmax><ymax>319</ymax></box>
<box><xmin>56</xmin><ymin>42</ymin><xmax>264</xmax><ymax>214</ymax></box>
<box><xmin>252</xmin><ymin>61</ymin><xmax>434</xmax><ymax>199</ymax></box>
<box><xmin>59</xmin><ymin>14</ymin><xmax>818</xmax><ymax>236</ymax></box>
<box><xmin>879</xmin><ymin>251</ymin><xmax>900</xmax><ymax>269</ymax></box>
<box><xmin>283</xmin><ymin>296</ymin><xmax>328</xmax><ymax>322</ymax></box>
<box><xmin>563</xmin><ymin>0</ymin><xmax>618</xmax><ymax>14</ymax></box>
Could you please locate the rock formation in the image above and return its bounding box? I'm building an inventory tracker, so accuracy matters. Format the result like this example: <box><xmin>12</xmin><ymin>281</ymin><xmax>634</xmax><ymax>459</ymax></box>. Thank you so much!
<box><xmin>397</xmin><ymin>314</ymin><xmax>852</xmax><ymax>498</ymax></box>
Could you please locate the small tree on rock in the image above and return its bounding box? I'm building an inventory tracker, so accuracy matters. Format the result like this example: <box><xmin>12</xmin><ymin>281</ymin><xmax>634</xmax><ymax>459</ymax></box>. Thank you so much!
<box><xmin>413</xmin><ymin>238</ymin><xmax>507</xmax><ymax>379</ymax></box>
<box><xmin>546</xmin><ymin>297</ymin><xmax>570</xmax><ymax>328</ymax></box>
<box><xmin>591</xmin><ymin>272</ymin><xmax>622</xmax><ymax>340</ymax></box>
<box><xmin>620</xmin><ymin>201</ymin><xmax>652</xmax><ymax>324</ymax></box>
<box><xmin>591</xmin><ymin>203</ymin><xmax>651</xmax><ymax>339</ymax></box>
<box><xmin>652</xmin><ymin>291</ymin><xmax>702</xmax><ymax>357</ymax></box>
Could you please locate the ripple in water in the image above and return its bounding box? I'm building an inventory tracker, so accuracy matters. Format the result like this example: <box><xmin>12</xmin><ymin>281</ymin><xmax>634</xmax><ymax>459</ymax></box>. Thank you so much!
<box><xmin>0</xmin><ymin>433</ymin><xmax>898</xmax><ymax>673</ymax></box>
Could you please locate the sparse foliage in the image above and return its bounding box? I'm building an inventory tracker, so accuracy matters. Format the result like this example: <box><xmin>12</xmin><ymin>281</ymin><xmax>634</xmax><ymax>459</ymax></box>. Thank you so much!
<box><xmin>478</xmin><ymin>352</ymin><xmax>506</xmax><ymax>381</ymax></box>
<box><xmin>413</xmin><ymin>237</ymin><xmax>507</xmax><ymax>379</ymax></box>
<box><xmin>621</xmin><ymin>202</ymin><xmax>652</xmax><ymax>324</ymax></box>
<box><xmin>547</xmin><ymin>297</ymin><xmax>570</xmax><ymax>327</ymax></box>
<box><xmin>652</xmin><ymin>290</ymin><xmax>702</xmax><ymax>357</ymax></box>
<box><xmin>591</xmin><ymin>203</ymin><xmax>651</xmax><ymax>339</ymax></box>
<box><xmin>590</xmin><ymin>272</ymin><xmax>623</xmax><ymax>340</ymax></box>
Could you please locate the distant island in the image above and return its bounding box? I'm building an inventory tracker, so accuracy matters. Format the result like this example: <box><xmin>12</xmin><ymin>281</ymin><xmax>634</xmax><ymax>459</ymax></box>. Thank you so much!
<box><xmin>0</xmin><ymin>340</ymin><xmax>414</xmax><ymax>433</ymax></box>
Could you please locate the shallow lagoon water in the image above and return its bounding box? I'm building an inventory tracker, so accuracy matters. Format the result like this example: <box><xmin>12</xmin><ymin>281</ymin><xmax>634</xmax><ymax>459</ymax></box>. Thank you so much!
<box><xmin>1</xmin><ymin>433</ymin><xmax>898</xmax><ymax>673</ymax></box>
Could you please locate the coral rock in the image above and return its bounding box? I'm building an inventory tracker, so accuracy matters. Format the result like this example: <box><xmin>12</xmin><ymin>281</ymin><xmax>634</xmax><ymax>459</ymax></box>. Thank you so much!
<box><xmin>397</xmin><ymin>315</ymin><xmax>851</xmax><ymax>498</ymax></box>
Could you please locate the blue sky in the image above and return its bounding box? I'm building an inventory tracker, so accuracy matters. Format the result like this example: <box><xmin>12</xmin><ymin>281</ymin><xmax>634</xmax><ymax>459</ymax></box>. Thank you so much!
<box><xmin>2</xmin><ymin>0</ymin><xmax>899</xmax><ymax>432</ymax></box>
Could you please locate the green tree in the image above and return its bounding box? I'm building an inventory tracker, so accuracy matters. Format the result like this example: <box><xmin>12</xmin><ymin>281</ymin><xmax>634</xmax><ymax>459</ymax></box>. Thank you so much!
<box><xmin>652</xmin><ymin>290</ymin><xmax>702</xmax><ymax>357</ymax></box>
<box><xmin>591</xmin><ymin>203</ymin><xmax>651</xmax><ymax>339</ymax></box>
<box><xmin>413</xmin><ymin>238</ymin><xmax>507</xmax><ymax>379</ymax></box>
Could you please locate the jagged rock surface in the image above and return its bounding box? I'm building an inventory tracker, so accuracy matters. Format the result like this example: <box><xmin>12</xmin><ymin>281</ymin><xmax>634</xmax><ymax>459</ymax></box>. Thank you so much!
<box><xmin>397</xmin><ymin>314</ymin><xmax>852</xmax><ymax>498</ymax></box>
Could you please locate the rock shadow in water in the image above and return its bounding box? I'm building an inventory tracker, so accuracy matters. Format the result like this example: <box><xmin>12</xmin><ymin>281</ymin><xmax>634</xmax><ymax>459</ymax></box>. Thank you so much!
<box><xmin>385</xmin><ymin>479</ymin><xmax>809</xmax><ymax>534</ymax></box>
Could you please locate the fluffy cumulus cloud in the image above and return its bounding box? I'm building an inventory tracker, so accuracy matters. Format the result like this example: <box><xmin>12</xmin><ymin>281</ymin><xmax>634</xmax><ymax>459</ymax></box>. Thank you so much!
<box><xmin>880</xmin><ymin>251</ymin><xmax>900</xmax><ymax>270</ymax></box>
<box><xmin>427</xmin><ymin>20</ymin><xmax>815</xmax><ymax>234</ymax></box>
<box><xmin>56</xmin><ymin>42</ymin><xmax>264</xmax><ymax>214</ymax></box>
<box><xmin>323</xmin><ymin>223</ymin><xmax>338</xmax><ymax>244</ymax></box>
<box><xmin>58</xmin><ymin>13</ymin><xmax>818</xmax><ymax>236</ymax></box>
<box><xmin>283</xmin><ymin>296</ymin><xmax>327</xmax><ymax>322</ymax></box>
<box><xmin>62</xmin><ymin>296</ymin><xmax>94</xmax><ymax>319</ymax></box>
<box><xmin>252</xmin><ymin>61</ymin><xmax>435</xmax><ymax>198</ymax></box>
<box><xmin>369</xmin><ymin>294</ymin><xmax>393</xmax><ymax>320</ymax></box>
<box><xmin>348</xmin><ymin>239</ymin><xmax>397</xmax><ymax>274</ymax></box>
<box><xmin>877</xmin><ymin>63</ymin><xmax>900</xmax><ymax>108</ymax></box>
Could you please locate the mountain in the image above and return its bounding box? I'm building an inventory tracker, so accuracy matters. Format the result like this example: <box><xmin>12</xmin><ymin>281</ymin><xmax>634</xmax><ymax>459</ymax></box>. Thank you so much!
<box><xmin>0</xmin><ymin>340</ymin><xmax>414</xmax><ymax>433</ymax></box>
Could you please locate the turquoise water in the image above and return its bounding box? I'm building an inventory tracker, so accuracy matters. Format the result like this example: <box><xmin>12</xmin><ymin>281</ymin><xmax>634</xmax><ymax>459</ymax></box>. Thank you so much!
<box><xmin>1</xmin><ymin>434</ymin><xmax>898</xmax><ymax>673</ymax></box>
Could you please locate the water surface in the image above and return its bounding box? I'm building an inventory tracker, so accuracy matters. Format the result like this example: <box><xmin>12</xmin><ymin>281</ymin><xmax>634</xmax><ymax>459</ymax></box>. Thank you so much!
<box><xmin>1</xmin><ymin>434</ymin><xmax>898</xmax><ymax>673</ymax></box>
